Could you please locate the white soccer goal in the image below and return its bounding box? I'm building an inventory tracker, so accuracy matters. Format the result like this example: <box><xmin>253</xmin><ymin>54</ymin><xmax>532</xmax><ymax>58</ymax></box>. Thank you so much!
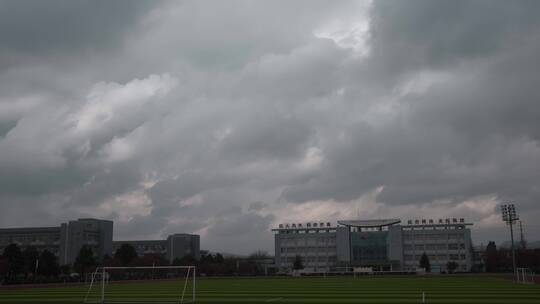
<box><xmin>83</xmin><ymin>266</ymin><xmax>196</xmax><ymax>304</ymax></box>
<box><xmin>516</xmin><ymin>267</ymin><xmax>535</xmax><ymax>284</ymax></box>
<box><xmin>85</xmin><ymin>270</ymin><xmax>109</xmax><ymax>286</ymax></box>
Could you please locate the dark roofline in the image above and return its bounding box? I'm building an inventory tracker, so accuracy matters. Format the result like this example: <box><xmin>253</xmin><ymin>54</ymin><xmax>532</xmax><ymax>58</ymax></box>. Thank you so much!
<box><xmin>403</xmin><ymin>223</ymin><xmax>473</xmax><ymax>228</ymax></box>
<box><xmin>113</xmin><ymin>240</ymin><xmax>167</xmax><ymax>244</ymax></box>
<box><xmin>337</xmin><ymin>219</ymin><xmax>401</xmax><ymax>228</ymax></box>
<box><xmin>0</xmin><ymin>226</ymin><xmax>60</xmax><ymax>233</ymax></box>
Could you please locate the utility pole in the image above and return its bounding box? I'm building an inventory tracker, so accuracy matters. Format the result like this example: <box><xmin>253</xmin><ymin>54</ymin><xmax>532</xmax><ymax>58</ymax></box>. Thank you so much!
<box><xmin>501</xmin><ymin>203</ymin><xmax>519</xmax><ymax>281</ymax></box>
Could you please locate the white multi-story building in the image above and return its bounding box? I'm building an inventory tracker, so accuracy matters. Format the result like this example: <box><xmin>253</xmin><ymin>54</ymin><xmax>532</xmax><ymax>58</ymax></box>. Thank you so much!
<box><xmin>402</xmin><ymin>218</ymin><xmax>473</xmax><ymax>272</ymax></box>
<box><xmin>273</xmin><ymin>218</ymin><xmax>474</xmax><ymax>273</ymax></box>
<box><xmin>273</xmin><ymin>222</ymin><xmax>337</xmax><ymax>271</ymax></box>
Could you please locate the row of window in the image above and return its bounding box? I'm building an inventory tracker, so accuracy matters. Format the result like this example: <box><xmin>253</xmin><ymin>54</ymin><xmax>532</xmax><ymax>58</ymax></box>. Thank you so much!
<box><xmin>81</xmin><ymin>233</ymin><xmax>100</xmax><ymax>242</ymax></box>
<box><xmin>279</xmin><ymin>238</ymin><xmax>336</xmax><ymax>246</ymax></box>
<box><xmin>278</xmin><ymin>229</ymin><xmax>337</xmax><ymax>234</ymax></box>
<box><xmin>403</xmin><ymin>243</ymin><xmax>466</xmax><ymax>251</ymax></box>
<box><xmin>280</xmin><ymin>247</ymin><xmax>336</xmax><ymax>253</ymax></box>
<box><xmin>404</xmin><ymin>254</ymin><xmax>467</xmax><ymax>261</ymax></box>
<box><xmin>135</xmin><ymin>245</ymin><xmax>166</xmax><ymax>251</ymax></box>
<box><xmin>0</xmin><ymin>235</ymin><xmax>60</xmax><ymax>244</ymax></box>
<box><xmin>0</xmin><ymin>245</ymin><xmax>60</xmax><ymax>255</ymax></box>
<box><xmin>280</xmin><ymin>256</ymin><xmax>337</xmax><ymax>263</ymax></box>
<box><xmin>403</xmin><ymin>233</ymin><xmax>465</xmax><ymax>240</ymax></box>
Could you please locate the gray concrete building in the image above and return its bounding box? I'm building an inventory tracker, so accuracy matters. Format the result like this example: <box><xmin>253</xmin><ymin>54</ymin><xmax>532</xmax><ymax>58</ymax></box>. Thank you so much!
<box><xmin>112</xmin><ymin>240</ymin><xmax>167</xmax><ymax>258</ymax></box>
<box><xmin>166</xmin><ymin>234</ymin><xmax>200</xmax><ymax>262</ymax></box>
<box><xmin>0</xmin><ymin>218</ymin><xmax>113</xmax><ymax>265</ymax></box>
<box><xmin>1</xmin><ymin>219</ymin><xmax>201</xmax><ymax>266</ymax></box>
<box><xmin>0</xmin><ymin>227</ymin><xmax>62</xmax><ymax>257</ymax></box>
<box><xmin>273</xmin><ymin>218</ymin><xmax>474</xmax><ymax>273</ymax></box>
<box><xmin>113</xmin><ymin>233</ymin><xmax>200</xmax><ymax>263</ymax></box>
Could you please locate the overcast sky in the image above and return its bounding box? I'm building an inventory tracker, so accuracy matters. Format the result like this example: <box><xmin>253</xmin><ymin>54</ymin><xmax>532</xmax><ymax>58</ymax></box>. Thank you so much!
<box><xmin>1</xmin><ymin>0</ymin><xmax>540</xmax><ymax>254</ymax></box>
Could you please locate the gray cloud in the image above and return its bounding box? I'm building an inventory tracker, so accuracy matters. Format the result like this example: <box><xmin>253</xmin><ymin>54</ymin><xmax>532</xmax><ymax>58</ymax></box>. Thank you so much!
<box><xmin>1</xmin><ymin>0</ymin><xmax>540</xmax><ymax>253</ymax></box>
<box><xmin>0</xmin><ymin>0</ymin><xmax>158</xmax><ymax>65</ymax></box>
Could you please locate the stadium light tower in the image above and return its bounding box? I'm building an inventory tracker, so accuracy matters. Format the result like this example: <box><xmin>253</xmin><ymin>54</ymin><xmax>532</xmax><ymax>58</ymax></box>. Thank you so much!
<box><xmin>500</xmin><ymin>203</ymin><xmax>518</xmax><ymax>280</ymax></box>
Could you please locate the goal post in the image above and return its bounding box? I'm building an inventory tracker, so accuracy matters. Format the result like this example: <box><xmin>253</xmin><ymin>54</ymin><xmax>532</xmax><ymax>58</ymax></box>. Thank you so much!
<box><xmin>83</xmin><ymin>265</ymin><xmax>196</xmax><ymax>304</ymax></box>
<box><xmin>516</xmin><ymin>267</ymin><xmax>534</xmax><ymax>284</ymax></box>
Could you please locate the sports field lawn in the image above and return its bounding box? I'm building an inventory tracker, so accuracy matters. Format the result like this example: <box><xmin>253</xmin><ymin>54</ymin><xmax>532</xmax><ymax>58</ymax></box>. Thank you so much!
<box><xmin>0</xmin><ymin>276</ymin><xmax>539</xmax><ymax>303</ymax></box>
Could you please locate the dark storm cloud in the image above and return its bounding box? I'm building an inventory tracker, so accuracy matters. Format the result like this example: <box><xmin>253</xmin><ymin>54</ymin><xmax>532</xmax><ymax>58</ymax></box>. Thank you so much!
<box><xmin>0</xmin><ymin>0</ymin><xmax>157</xmax><ymax>58</ymax></box>
<box><xmin>1</xmin><ymin>0</ymin><xmax>540</xmax><ymax>253</ymax></box>
<box><xmin>368</xmin><ymin>0</ymin><xmax>540</xmax><ymax>73</ymax></box>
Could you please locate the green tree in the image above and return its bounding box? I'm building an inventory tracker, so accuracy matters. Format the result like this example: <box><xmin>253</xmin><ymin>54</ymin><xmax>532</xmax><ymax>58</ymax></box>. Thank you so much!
<box><xmin>214</xmin><ymin>253</ymin><xmax>225</xmax><ymax>264</ymax></box>
<box><xmin>248</xmin><ymin>250</ymin><xmax>269</xmax><ymax>260</ymax></box>
<box><xmin>293</xmin><ymin>255</ymin><xmax>304</xmax><ymax>270</ymax></box>
<box><xmin>0</xmin><ymin>258</ymin><xmax>9</xmax><ymax>280</ymax></box>
<box><xmin>446</xmin><ymin>261</ymin><xmax>458</xmax><ymax>274</ymax></box>
<box><xmin>22</xmin><ymin>246</ymin><xmax>39</xmax><ymax>279</ymax></box>
<box><xmin>485</xmin><ymin>241</ymin><xmax>498</xmax><ymax>272</ymax></box>
<box><xmin>59</xmin><ymin>264</ymin><xmax>71</xmax><ymax>276</ymax></box>
<box><xmin>74</xmin><ymin>245</ymin><xmax>96</xmax><ymax>280</ymax></box>
<box><xmin>114</xmin><ymin>244</ymin><xmax>138</xmax><ymax>266</ymax></box>
<box><xmin>140</xmin><ymin>253</ymin><xmax>168</xmax><ymax>267</ymax></box>
<box><xmin>201</xmin><ymin>253</ymin><xmax>215</xmax><ymax>264</ymax></box>
<box><xmin>172</xmin><ymin>254</ymin><xmax>196</xmax><ymax>266</ymax></box>
<box><xmin>38</xmin><ymin>250</ymin><xmax>59</xmax><ymax>277</ymax></box>
<box><xmin>2</xmin><ymin>244</ymin><xmax>24</xmax><ymax>282</ymax></box>
<box><xmin>419</xmin><ymin>252</ymin><xmax>431</xmax><ymax>272</ymax></box>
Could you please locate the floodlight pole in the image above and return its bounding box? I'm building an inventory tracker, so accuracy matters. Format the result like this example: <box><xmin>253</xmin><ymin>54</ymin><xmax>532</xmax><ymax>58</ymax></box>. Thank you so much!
<box><xmin>501</xmin><ymin>203</ymin><xmax>518</xmax><ymax>282</ymax></box>
<box><xmin>509</xmin><ymin>219</ymin><xmax>517</xmax><ymax>280</ymax></box>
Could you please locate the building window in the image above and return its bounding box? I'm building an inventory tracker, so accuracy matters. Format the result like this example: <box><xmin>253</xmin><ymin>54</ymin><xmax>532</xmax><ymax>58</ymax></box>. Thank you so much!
<box><xmin>448</xmin><ymin>244</ymin><xmax>458</xmax><ymax>250</ymax></box>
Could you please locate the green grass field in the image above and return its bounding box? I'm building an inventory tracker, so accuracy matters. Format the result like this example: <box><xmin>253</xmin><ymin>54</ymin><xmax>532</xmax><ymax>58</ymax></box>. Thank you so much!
<box><xmin>0</xmin><ymin>276</ymin><xmax>539</xmax><ymax>303</ymax></box>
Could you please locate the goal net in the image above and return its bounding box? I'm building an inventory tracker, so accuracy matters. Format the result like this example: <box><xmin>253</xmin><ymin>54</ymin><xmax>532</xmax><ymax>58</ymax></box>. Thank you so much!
<box><xmin>516</xmin><ymin>267</ymin><xmax>535</xmax><ymax>284</ymax></box>
<box><xmin>83</xmin><ymin>266</ymin><xmax>196</xmax><ymax>304</ymax></box>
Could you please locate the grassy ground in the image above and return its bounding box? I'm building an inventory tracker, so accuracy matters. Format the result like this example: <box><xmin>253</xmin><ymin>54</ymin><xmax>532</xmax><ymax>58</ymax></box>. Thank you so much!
<box><xmin>0</xmin><ymin>276</ymin><xmax>539</xmax><ymax>303</ymax></box>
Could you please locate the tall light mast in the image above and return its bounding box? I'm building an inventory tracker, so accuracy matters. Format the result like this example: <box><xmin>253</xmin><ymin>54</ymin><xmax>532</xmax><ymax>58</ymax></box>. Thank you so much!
<box><xmin>500</xmin><ymin>203</ymin><xmax>519</xmax><ymax>280</ymax></box>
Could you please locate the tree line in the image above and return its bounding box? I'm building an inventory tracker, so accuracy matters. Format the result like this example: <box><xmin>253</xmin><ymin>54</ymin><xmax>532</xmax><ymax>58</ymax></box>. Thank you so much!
<box><xmin>483</xmin><ymin>241</ymin><xmax>540</xmax><ymax>272</ymax></box>
<box><xmin>1</xmin><ymin>243</ymin><xmax>273</xmax><ymax>284</ymax></box>
<box><xmin>0</xmin><ymin>244</ymin><xmax>61</xmax><ymax>284</ymax></box>
<box><xmin>418</xmin><ymin>252</ymin><xmax>459</xmax><ymax>274</ymax></box>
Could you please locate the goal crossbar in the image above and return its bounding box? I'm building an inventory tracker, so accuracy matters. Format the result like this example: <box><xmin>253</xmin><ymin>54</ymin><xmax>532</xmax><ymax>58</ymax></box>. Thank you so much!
<box><xmin>84</xmin><ymin>265</ymin><xmax>196</xmax><ymax>304</ymax></box>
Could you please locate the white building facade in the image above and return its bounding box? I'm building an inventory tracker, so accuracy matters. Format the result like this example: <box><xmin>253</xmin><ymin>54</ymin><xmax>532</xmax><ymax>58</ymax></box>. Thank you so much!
<box><xmin>273</xmin><ymin>218</ymin><xmax>474</xmax><ymax>273</ymax></box>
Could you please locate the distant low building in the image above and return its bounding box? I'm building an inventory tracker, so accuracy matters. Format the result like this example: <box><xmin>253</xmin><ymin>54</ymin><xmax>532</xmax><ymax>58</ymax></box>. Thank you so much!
<box><xmin>0</xmin><ymin>219</ymin><xmax>200</xmax><ymax>266</ymax></box>
<box><xmin>0</xmin><ymin>218</ymin><xmax>113</xmax><ymax>265</ymax></box>
<box><xmin>112</xmin><ymin>240</ymin><xmax>167</xmax><ymax>258</ymax></box>
<box><xmin>113</xmin><ymin>233</ymin><xmax>200</xmax><ymax>263</ymax></box>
